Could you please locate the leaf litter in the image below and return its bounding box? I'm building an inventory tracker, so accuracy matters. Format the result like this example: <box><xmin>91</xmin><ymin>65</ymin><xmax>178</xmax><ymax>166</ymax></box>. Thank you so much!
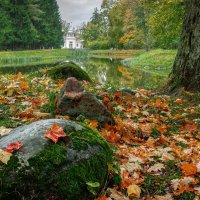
<box><xmin>0</xmin><ymin>72</ymin><xmax>200</xmax><ymax>199</ymax></box>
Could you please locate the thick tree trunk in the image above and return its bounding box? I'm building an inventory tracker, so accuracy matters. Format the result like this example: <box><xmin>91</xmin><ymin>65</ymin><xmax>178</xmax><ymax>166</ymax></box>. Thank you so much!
<box><xmin>168</xmin><ymin>0</ymin><xmax>200</xmax><ymax>91</ymax></box>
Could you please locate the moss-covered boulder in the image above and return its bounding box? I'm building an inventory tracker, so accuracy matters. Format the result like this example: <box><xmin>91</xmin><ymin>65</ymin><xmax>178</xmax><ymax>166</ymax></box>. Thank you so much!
<box><xmin>48</xmin><ymin>62</ymin><xmax>91</xmax><ymax>82</ymax></box>
<box><xmin>0</xmin><ymin>119</ymin><xmax>113</xmax><ymax>200</ymax></box>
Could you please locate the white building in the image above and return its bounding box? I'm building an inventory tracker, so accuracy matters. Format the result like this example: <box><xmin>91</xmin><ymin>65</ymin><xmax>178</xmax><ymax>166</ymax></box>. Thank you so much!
<box><xmin>63</xmin><ymin>31</ymin><xmax>84</xmax><ymax>49</ymax></box>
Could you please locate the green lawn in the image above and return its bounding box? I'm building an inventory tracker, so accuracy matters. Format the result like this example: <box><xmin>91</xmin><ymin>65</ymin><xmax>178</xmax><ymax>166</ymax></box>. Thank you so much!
<box><xmin>0</xmin><ymin>49</ymin><xmax>88</xmax><ymax>67</ymax></box>
<box><xmin>123</xmin><ymin>49</ymin><xmax>177</xmax><ymax>76</ymax></box>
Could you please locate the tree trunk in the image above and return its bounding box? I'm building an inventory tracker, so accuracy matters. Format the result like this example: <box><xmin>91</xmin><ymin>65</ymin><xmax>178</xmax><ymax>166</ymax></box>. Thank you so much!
<box><xmin>168</xmin><ymin>0</ymin><xmax>200</xmax><ymax>92</ymax></box>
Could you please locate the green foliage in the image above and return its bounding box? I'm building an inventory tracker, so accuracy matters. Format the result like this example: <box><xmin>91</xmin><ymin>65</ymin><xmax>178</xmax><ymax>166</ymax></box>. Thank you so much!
<box><xmin>82</xmin><ymin>0</ymin><xmax>184</xmax><ymax>50</ymax></box>
<box><xmin>148</xmin><ymin>0</ymin><xmax>185</xmax><ymax>49</ymax></box>
<box><xmin>0</xmin><ymin>0</ymin><xmax>63</xmax><ymax>50</ymax></box>
<box><xmin>87</xmin><ymin>40</ymin><xmax>110</xmax><ymax>50</ymax></box>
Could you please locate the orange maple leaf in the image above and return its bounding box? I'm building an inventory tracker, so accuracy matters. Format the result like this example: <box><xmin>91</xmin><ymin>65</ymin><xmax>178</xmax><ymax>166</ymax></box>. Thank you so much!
<box><xmin>180</xmin><ymin>163</ymin><xmax>197</xmax><ymax>176</ymax></box>
<box><xmin>44</xmin><ymin>123</ymin><xmax>66</xmax><ymax>143</ymax></box>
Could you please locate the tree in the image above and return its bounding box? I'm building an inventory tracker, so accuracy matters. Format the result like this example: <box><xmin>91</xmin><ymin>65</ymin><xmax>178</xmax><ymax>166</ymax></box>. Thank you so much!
<box><xmin>62</xmin><ymin>20</ymin><xmax>71</xmax><ymax>43</ymax></box>
<box><xmin>108</xmin><ymin>2</ymin><xmax>124</xmax><ymax>48</ymax></box>
<box><xmin>119</xmin><ymin>0</ymin><xmax>147</xmax><ymax>49</ymax></box>
<box><xmin>37</xmin><ymin>0</ymin><xmax>63</xmax><ymax>48</ymax></box>
<box><xmin>148</xmin><ymin>0</ymin><xmax>184</xmax><ymax>49</ymax></box>
<box><xmin>0</xmin><ymin>0</ymin><xmax>12</xmax><ymax>49</ymax></box>
<box><xmin>168</xmin><ymin>0</ymin><xmax>200</xmax><ymax>91</ymax></box>
<box><xmin>0</xmin><ymin>0</ymin><xmax>63</xmax><ymax>50</ymax></box>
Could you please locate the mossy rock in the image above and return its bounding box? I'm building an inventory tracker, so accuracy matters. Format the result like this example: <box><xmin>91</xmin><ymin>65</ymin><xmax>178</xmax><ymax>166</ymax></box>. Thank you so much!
<box><xmin>48</xmin><ymin>62</ymin><xmax>91</xmax><ymax>82</ymax></box>
<box><xmin>0</xmin><ymin>119</ymin><xmax>113</xmax><ymax>200</ymax></box>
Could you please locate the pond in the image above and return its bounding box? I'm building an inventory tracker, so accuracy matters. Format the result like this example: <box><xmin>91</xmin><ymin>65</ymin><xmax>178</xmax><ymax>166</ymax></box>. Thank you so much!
<box><xmin>0</xmin><ymin>57</ymin><xmax>168</xmax><ymax>89</ymax></box>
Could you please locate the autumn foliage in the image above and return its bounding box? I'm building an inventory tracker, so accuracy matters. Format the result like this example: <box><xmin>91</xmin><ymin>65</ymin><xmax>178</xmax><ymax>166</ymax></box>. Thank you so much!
<box><xmin>0</xmin><ymin>72</ymin><xmax>199</xmax><ymax>199</ymax></box>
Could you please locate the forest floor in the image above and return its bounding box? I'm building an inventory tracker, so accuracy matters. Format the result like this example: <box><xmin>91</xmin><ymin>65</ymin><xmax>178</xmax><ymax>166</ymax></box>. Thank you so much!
<box><xmin>0</xmin><ymin>71</ymin><xmax>199</xmax><ymax>200</ymax></box>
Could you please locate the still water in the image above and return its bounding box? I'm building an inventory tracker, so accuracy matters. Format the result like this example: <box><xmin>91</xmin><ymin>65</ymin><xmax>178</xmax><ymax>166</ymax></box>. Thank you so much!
<box><xmin>0</xmin><ymin>57</ymin><xmax>168</xmax><ymax>89</ymax></box>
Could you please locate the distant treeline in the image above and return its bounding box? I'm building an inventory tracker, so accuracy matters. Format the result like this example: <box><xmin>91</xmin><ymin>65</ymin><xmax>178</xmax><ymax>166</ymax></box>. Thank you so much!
<box><xmin>0</xmin><ymin>0</ymin><xmax>63</xmax><ymax>50</ymax></box>
<box><xmin>82</xmin><ymin>0</ymin><xmax>185</xmax><ymax>50</ymax></box>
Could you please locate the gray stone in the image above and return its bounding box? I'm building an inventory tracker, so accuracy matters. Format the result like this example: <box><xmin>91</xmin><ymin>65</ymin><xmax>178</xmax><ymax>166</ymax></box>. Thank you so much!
<box><xmin>0</xmin><ymin>119</ymin><xmax>113</xmax><ymax>200</ymax></box>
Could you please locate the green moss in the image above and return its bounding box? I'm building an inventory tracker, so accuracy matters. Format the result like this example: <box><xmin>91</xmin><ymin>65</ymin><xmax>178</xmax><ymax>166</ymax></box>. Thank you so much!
<box><xmin>0</xmin><ymin>124</ymin><xmax>113</xmax><ymax>200</ymax></box>
<box><xmin>48</xmin><ymin>62</ymin><xmax>91</xmax><ymax>82</ymax></box>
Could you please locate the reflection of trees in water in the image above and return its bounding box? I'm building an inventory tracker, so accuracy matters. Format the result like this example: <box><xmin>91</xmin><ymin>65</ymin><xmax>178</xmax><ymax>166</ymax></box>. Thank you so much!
<box><xmin>76</xmin><ymin>57</ymin><xmax>167</xmax><ymax>89</ymax></box>
<box><xmin>132</xmin><ymin>70</ymin><xmax>166</xmax><ymax>89</ymax></box>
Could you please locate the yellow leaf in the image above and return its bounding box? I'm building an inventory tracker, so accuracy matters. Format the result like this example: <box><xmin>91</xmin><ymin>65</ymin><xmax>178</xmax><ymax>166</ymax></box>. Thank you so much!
<box><xmin>127</xmin><ymin>184</ymin><xmax>141</xmax><ymax>198</ymax></box>
<box><xmin>0</xmin><ymin>149</ymin><xmax>12</xmax><ymax>164</ymax></box>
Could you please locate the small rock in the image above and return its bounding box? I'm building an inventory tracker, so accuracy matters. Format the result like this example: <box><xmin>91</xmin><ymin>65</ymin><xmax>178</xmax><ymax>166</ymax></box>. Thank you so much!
<box><xmin>57</xmin><ymin>78</ymin><xmax>115</xmax><ymax>125</ymax></box>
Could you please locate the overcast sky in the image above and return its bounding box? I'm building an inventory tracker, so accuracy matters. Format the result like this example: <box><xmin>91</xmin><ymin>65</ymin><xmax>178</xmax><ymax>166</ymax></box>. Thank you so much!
<box><xmin>57</xmin><ymin>0</ymin><xmax>102</xmax><ymax>27</ymax></box>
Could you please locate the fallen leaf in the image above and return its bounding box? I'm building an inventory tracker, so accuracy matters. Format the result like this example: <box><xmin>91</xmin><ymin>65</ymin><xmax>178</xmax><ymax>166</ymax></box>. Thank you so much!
<box><xmin>95</xmin><ymin>195</ymin><xmax>107</xmax><ymax>200</ymax></box>
<box><xmin>147</xmin><ymin>163</ymin><xmax>165</xmax><ymax>173</ymax></box>
<box><xmin>180</xmin><ymin>163</ymin><xmax>197</xmax><ymax>176</ymax></box>
<box><xmin>171</xmin><ymin>177</ymin><xmax>198</xmax><ymax>191</ymax></box>
<box><xmin>139</xmin><ymin>123</ymin><xmax>153</xmax><ymax>134</ymax></box>
<box><xmin>0</xmin><ymin>126</ymin><xmax>12</xmax><ymax>136</ymax></box>
<box><xmin>114</xmin><ymin>91</ymin><xmax>122</xmax><ymax>98</ymax></box>
<box><xmin>175</xmin><ymin>99</ymin><xmax>184</xmax><ymax>104</ymax></box>
<box><xmin>107</xmin><ymin>188</ymin><xmax>129</xmax><ymax>200</ymax></box>
<box><xmin>20</xmin><ymin>81</ymin><xmax>30</xmax><ymax>91</ymax></box>
<box><xmin>127</xmin><ymin>184</ymin><xmax>141</xmax><ymax>198</ymax></box>
<box><xmin>174</xmin><ymin>185</ymin><xmax>194</xmax><ymax>196</ymax></box>
<box><xmin>102</xmin><ymin>97</ymin><xmax>110</xmax><ymax>105</ymax></box>
<box><xmin>153</xmin><ymin>193</ymin><xmax>173</xmax><ymax>200</ymax></box>
<box><xmin>0</xmin><ymin>149</ymin><xmax>12</xmax><ymax>164</ymax></box>
<box><xmin>180</xmin><ymin>123</ymin><xmax>198</xmax><ymax>133</ymax></box>
<box><xmin>5</xmin><ymin>141</ymin><xmax>23</xmax><ymax>153</ymax></box>
<box><xmin>44</xmin><ymin>123</ymin><xmax>66</xmax><ymax>143</ymax></box>
<box><xmin>88</xmin><ymin>120</ymin><xmax>98</xmax><ymax>129</ymax></box>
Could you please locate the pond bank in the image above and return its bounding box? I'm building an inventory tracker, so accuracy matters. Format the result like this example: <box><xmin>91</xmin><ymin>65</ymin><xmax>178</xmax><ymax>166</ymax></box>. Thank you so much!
<box><xmin>89</xmin><ymin>49</ymin><xmax>142</xmax><ymax>59</ymax></box>
<box><xmin>123</xmin><ymin>49</ymin><xmax>177</xmax><ymax>77</ymax></box>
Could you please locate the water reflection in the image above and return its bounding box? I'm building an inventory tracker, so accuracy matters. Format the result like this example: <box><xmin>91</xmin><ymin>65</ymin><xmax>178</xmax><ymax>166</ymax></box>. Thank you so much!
<box><xmin>78</xmin><ymin>57</ymin><xmax>167</xmax><ymax>89</ymax></box>
<box><xmin>0</xmin><ymin>57</ymin><xmax>168</xmax><ymax>89</ymax></box>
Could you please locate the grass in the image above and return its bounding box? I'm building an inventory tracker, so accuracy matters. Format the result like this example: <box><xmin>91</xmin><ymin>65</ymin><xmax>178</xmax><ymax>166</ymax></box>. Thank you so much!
<box><xmin>123</xmin><ymin>49</ymin><xmax>177</xmax><ymax>77</ymax></box>
<box><xmin>0</xmin><ymin>48</ymin><xmax>140</xmax><ymax>67</ymax></box>
<box><xmin>89</xmin><ymin>49</ymin><xmax>142</xmax><ymax>59</ymax></box>
<box><xmin>0</xmin><ymin>49</ymin><xmax>88</xmax><ymax>67</ymax></box>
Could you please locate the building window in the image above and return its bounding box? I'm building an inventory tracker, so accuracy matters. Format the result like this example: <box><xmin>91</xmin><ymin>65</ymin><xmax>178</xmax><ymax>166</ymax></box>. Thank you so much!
<box><xmin>69</xmin><ymin>41</ymin><xmax>73</xmax><ymax>48</ymax></box>
<box><xmin>77</xmin><ymin>43</ymin><xmax>79</xmax><ymax>47</ymax></box>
